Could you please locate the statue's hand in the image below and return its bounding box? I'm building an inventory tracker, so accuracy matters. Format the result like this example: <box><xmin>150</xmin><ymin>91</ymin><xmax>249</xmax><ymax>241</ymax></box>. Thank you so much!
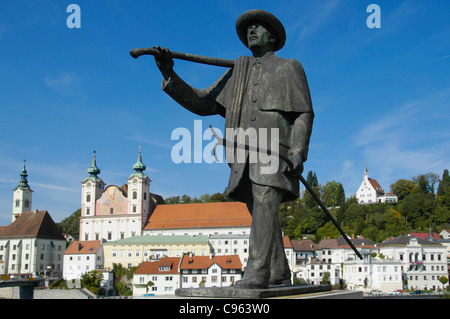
<box><xmin>153</xmin><ymin>46</ymin><xmax>174</xmax><ymax>80</ymax></box>
<box><xmin>282</xmin><ymin>150</ymin><xmax>304</xmax><ymax>177</ymax></box>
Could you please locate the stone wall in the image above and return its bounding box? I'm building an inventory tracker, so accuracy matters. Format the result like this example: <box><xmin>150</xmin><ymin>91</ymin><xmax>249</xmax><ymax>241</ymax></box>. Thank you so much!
<box><xmin>33</xmin><ymin>288</ymin><xmax>94</xmax><ymax>299</ymax></box>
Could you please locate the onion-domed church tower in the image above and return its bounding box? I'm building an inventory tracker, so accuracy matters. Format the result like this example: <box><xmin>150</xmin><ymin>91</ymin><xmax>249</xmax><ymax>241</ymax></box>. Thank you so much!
<box><xmin>12</xmin><ymin>161</ymin><xmax>33</xmax><ymax>222</ymax></box>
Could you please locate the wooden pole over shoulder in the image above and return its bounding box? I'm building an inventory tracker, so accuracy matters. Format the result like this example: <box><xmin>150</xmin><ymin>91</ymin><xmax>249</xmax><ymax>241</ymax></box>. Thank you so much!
<box><xmin>130</xmin><ymin>48</ymin><xmax>235</xmax><ymax>68</ymax></box>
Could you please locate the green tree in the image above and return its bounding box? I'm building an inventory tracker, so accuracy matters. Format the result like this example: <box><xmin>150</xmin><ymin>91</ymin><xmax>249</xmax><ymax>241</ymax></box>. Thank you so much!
<box><xmin>56</xmin><ymin>208</ymin><xmax>81</xmax><ymax>239</ymax></box>
<box><xmin>181</xmin><ymin>194</ymin><xmax>192</xmax><ymax>203</ymax></box>
<box><xmin>165</xmin><ymin>196</ymin><xmax>181</xmax><ymax>204</ymax></box>
<box><xmin>439</xmin><ymin>276</ymin><xmax>449</xmax><ymax>286</ymax></box>
<box><xmin>437</xmin><ymin>169</ymin><xmax>450</xmax><ymax>196</ymax></box>
<box><xmin>384</xmin><ymin>208</ymin><xmax>408</xmax><ymax>236</ymax></box>
<box><xmin>208</xmin><ymin>192</ymin><xmax>225</xmax><ymax>202</ymax></box>
<box><xmin>321</xmin><ymin>181</ymin><xmax>345</xmax><ymax>207</ymax></box>
<box><xmin>112</xmin><ymin>263</ymin><xmax>137</xmax><ymax>296</ymax></box>
<box><xmin>315</xmin><ymin>221</ymin><xmax>343</xmax><ymax>240</ymax></box>
<box><xmin>80</xmin><ymin>270</ymin><xmax>104</xmax><ymax>294</ymax></box>
<box><xmin>321</xmin><ymin>272</ymin><xmax>331</xmax><ymax>285</ymax></box>
<box><xmin>304</xmin><ymin>171</ymin><xmax>320</xmax><ymax>209</ymax></box>
<box><xmin>390</xmin><ymin>179</ymin><xmax>415</xmax><ymax>200</ymax></box>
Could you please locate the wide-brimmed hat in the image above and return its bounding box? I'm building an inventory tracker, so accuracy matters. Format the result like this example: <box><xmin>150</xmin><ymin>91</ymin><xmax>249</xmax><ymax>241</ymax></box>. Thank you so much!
<box><xmin>235</xmin><ymin>9</ymin><xmax>286</xmax><ymax>52</ymax></box>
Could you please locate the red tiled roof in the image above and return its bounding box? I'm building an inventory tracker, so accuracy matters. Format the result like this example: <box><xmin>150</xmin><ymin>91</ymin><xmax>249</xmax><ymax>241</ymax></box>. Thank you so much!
<box><xmin>291</xmin><ymin>239</ymin><xmax>317</xmax><ymax>251</ymax></box>
<box><xmin>133</xmin><ymin>257</ymin><xmax>182</xmax><ymax>275</ymax></box>
<box><xmin>180</xmin><ymin>255</ymin><xmax>242</xmax><ymax>270</ymax></box>
<box><xmin>409</xmin><ymin>232</ymin><xmax>441</xmax><ymax>240</ymax></box>
<box><xmin>317</xmin><ymin>238</ymin><xmax>339</xmax><ymax>249</ymax></box>
<box><xmin>0</xmin><ymin>210</ymin><xmax>64</xmax><ymax>240</ymax></box>
<box><xmin>368</xmin><ymin>178</ymin><xmax>384</xmax><ymax>194</ymax></box>
<box><xmin>144</xmin><ymin>202</ymin><xmax>252</xmax><ymax>230</ymax></box>
<box><xmin>283</xmin><ymin>236</ymin><xmax>293</xmax><ymax>248</ymax></box>
<box><xmin>64</xmin><ymin>240</ymin><xmax>102</xmax><ymax>255</ymax></box>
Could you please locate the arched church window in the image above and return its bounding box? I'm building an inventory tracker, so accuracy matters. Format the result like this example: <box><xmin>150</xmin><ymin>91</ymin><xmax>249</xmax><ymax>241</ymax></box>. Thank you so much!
<box><xmin>133</xmin><ymin>191</ymin><xmax>137</xmax><ymax>199</ymax></box>
<box><xmin>86</xmin><ymin>194</ymin><xmax>91</xmax><ymax>202</ymax></box>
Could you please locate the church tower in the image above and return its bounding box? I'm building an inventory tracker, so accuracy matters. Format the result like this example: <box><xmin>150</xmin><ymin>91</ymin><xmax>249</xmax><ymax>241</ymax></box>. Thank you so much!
<box><xmin>127</xmin><ymin>147</ymin><xmax>151</xmax><ymax>231</ymax></box>
<box><xmin>80</xmin><ymin>151</ymin><xmax>105</xmax><ymax>219</ymax></box>
<box><xmin>12</xmin><ymin>161</ymin><xmax>33</xmax><ymax>222</ymax></box>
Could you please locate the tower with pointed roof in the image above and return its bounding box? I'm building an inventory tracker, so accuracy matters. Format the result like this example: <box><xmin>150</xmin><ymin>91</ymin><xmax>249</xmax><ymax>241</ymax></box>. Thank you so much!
<box><xmin>80</xmin><ymin>151</ymin><xmax>105</xmax><ymax>221</ymax></box>
<box><xmin>127</xmin><ymin>147</ymin><xmax>151</xmax><ymax>230</ymax></box>
<box><xmin>79</xmin><ymin>148</ymin><xmax>158</xmax><ymax>242</ymax></box>
<box><xmin>356</xmin><ymin>165</ymin><xmax>397</xmax><ymax>204</ymax></box>
<box><xmin>12</xmin><ymin>161</ymin><xmax>33</xmax><ymax>222</ymax></box>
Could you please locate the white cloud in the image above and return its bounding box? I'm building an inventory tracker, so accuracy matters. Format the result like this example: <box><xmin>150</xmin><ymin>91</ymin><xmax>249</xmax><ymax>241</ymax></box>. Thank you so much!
<box><xmin>44</xmin><ymin>72</ymin><xmax>83</xmax><ymax>96</ymax></box>
<box><xmin>351</xmin><ymin>87</ymin><xmax>450</xmax><ymax>190</ymax></box>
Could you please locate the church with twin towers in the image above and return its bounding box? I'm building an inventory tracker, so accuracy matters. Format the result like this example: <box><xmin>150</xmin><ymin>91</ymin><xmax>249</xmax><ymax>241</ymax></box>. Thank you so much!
<box><xmin>79</xmin><ymin>148</ymin><xmax>163</xmax><ymax>242</ymax></box>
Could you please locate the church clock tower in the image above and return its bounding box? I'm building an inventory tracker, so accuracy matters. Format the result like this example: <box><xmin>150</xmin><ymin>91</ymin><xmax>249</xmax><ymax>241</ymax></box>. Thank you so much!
<box><xmin>12</xmin><ymin>161</ymin><xmax>33</xmax><ymax>222</ymax></box>
<box><xmin>127</xmin><ymin>147</ymin><xmax>151</xmax><ymax>231</ymax></box>
<box><xmin>80</xmin><ymin>151</ymin><xmax>105</xmax><ymax>219</ymax></box>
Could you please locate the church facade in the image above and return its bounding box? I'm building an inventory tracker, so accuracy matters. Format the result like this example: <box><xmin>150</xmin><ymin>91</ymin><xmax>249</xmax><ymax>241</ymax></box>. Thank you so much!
<box><xmin>79</xmin><ymin>149</ymin><xmax>162</xmax><ymax>242</ymax></box>
<box><xmin>356</xmin><ymin>166</ymin><xmax>398</xmax><ymax>204</ymax></box>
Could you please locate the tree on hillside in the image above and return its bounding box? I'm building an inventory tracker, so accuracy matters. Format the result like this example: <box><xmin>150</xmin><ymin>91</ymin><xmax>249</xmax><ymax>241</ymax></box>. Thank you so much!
<box><xmin>321</xmin><ymin>181</ymin><xmax>346</xmax><ymax>207</ymax></box>
<box><xmin>56</xmin><ymin>208</ymin><xmax>81</xmax><ymax>238</ymax></box>
<box><xmin>437</xmin><ymin>169</ymin><xmax>450</xmax><ymax>207</ymax></box>
<box><xmin>390</xmin><ymin>179</ymin><xmax>415</xmax><ymax>201</ymax></box>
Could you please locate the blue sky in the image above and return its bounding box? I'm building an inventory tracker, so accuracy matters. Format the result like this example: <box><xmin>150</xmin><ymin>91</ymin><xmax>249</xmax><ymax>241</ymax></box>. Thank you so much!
<box><xmin>0</xmin><ymin>0</ymin><xmax>449</xmax><ymax>223</ymax></box>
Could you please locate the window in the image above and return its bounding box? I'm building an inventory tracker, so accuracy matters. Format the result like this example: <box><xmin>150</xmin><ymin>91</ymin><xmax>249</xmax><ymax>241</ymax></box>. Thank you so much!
<box><xmin>110</xmin><ymin>207</ymin><xmax>114</xmax><ymax>214</ymax></box>
<box><xmin>86</xmin><ymin>194</ymin><xmax>91</xmax><ymax>202</ymax></box>
<box><xmin>133</xmin><ymin>191</ymin><xmax>137</xmax><ymax>199</ymax></box>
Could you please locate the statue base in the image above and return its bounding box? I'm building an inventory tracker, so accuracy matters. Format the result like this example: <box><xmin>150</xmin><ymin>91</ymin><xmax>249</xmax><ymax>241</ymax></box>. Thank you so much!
<box><xmin>175</xmin><ymin>284</ymin><xmax>331</xmax><ymax>299</ymax></box>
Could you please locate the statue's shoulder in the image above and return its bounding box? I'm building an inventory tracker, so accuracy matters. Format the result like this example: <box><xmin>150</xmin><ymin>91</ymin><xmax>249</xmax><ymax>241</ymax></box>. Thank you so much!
<box><xmin>271</xmin><ymin>55</ymin><xmax>304</xmax><ymax>72</ymax></box>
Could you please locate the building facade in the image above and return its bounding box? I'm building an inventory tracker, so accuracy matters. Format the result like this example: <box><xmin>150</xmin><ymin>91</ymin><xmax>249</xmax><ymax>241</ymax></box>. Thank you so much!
<box><xmin>79</xmin><ymin>149</ymin><xmax>161</xmax><ymax>242</ymax></box>
<box><xmin>102</xmin><ymin>235</ymin><xmax>211</xmax><ymax>269</ymax></box>
<box><xmin>0</xmin><ymin>210</ymin><xmax>66</xmax><ymax>278</ymax></box>
<box><xmin>356</xmin><ymin>166</ymin><xmax>398</xmax><ymax>204</ymax></box>
<box><xmin>63</xmin><ymin>240</ymin><xmax>104</xmax><ymax>281</ymax></box>
<box><xmin>0</xmin><ymin>166</ymin><xmax>65</xmax><ymax>278</ymax></box>
<box><xmin>132</xmin><ymin>257</ymin><xmax>182</xmax><ymax>296</ymax></box>
<box><xmin>179</xmin><ymin>255</ymin><xmax>242</xmax><ymax>289</ymax></box>
<box><xmin>377</xmin><ymin>236</ymin><xmax>448</xmax><ymax>291</ymax></box>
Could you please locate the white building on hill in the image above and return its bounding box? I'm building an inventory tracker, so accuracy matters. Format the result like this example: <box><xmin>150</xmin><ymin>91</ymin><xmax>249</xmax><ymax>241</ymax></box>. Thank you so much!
<box><xmin>356</xmin><ymin>166</ymin><xmax>397</xmax><ymax>204</ymax></box>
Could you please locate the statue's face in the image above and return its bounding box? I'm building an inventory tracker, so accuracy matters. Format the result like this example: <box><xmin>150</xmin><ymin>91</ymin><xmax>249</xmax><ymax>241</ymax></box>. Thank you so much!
<box><xmin>247</xmin><ymin>23</ymin><xmax>274</xmax><ymax>54</ymax></box>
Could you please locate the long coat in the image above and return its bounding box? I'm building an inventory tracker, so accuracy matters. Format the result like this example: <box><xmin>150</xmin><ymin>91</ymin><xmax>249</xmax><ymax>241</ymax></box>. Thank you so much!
<box><xmin>161</xmin><ymin>52</ymin><xmax>314</xmax><ymax>202</ymax></box>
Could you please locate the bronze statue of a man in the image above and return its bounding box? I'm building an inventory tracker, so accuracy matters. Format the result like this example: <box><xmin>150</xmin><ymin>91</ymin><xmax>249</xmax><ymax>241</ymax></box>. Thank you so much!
<box><xmin>153</xmin><ymin>9</ymin><xmax>314</xmax><ymax>289</ymax></box>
